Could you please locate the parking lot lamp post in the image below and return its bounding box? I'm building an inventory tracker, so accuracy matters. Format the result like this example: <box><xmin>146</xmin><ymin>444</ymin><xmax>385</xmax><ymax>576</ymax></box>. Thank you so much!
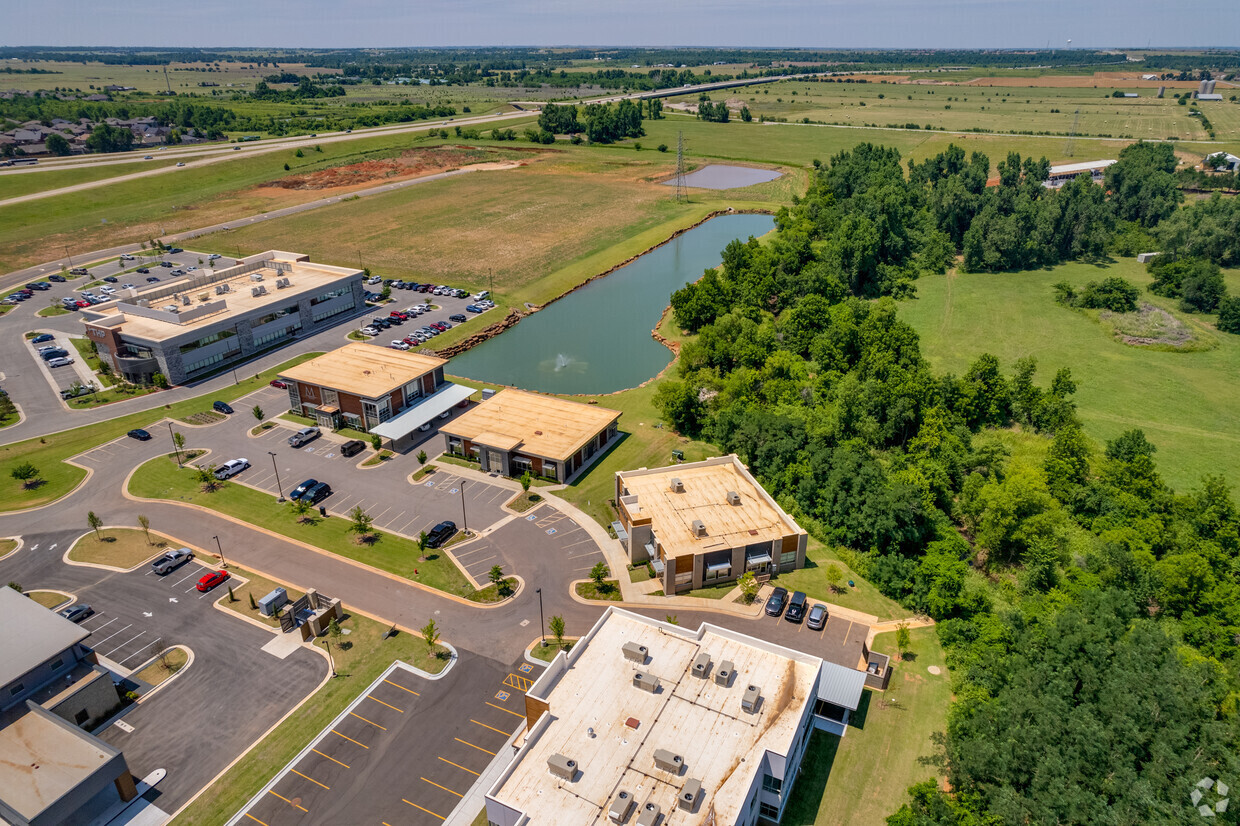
<box><xmin>537</xmin><ymin>588</ymin><xmax>545</xmax><ymax>647</ymax></box>
<box><xmin>459</xmin><ymin>480</ymin><xmax>468</xmax><ymax>537</ymax></box>
<box><xmin>322</xmin><ymin>637</ymin><xmax>337</xmax><ymax>678</ymax></box>
<box><xmin>167</xmin><ymin>422</ymin><xmax>181</xmax><ymax>467</ymax></box>
<box><xmin>269</xmin><ymin>452</ymin><xmax>285</xmax><ymax>502</ymax></box>
<box><xmin>212</xmin><ymin>535</ymin><xmax>228</xmax><ymax>569</ymax></box>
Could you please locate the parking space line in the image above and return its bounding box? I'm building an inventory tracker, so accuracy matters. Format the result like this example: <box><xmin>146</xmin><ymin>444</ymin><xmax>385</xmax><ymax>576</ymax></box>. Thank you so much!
<box><xmin>421</xmin><ymin>777</ymin><xmax>463</xmax><ymax>797</ymax></box>
<box><xmin>464</xmin><ymin>555</ymin><xmax>497</xmax><ymax>569</ymax></box>
<box><xmin>471</xmin><ymin>719</ymin><xmax>509</xmax><ymax>736</ymax></box>
<box><xmin>437</xmin><ymin>756</ymin><xmax>481</xmax><ymax>776</ymax></box>
<box><xmin>485</xmin><ymin>702</ymin><xmax>525</xmax><ymax>718</ymax></box>
<box><xmin>383</xmin><ymin>679</ymin><xmax>419</xmax><ymax>696</ymax></box>
<box><xmin>349</xmin><ymin>711</ymin><xmax>387</xmax><ymax>730</ymax></box>
<box><xmin>403</xmin><ymin>799</ymin><xmax>445</xmax><ymax>820</ymax></box>
<box><xmin>268</xmin><ymin>790</ymin><xmax>308</xmax><ymax>813</ymax></box>
<box><xmin>331</xmin><ymin>730</ymin><xmax>370</xmax><ymax>749</ymax></box>
<box><xmin>83</xmin><ymin>616</ymin><xmax>116</xmax><ymax>633</ymax></box>
<box><xmin>104</xmin><ymin>631</ymin><xmax>146</xmax><ymax>656</ymax></box>
<box><xmin>244</xmin><ymin>814</ymin><xmax>269</xmax><ymax>826</ymax></box>
<box><xmin>92</xmin><ymin>623</ymin><xmax>131</xmax><ymax>646</ymax></box>
<box><xmin>291</xmin><ymin>769</ymin><xmax>329</xmax><ymax>790</ymax></box>
<box><xmin>503</xmin><ymin>674</ymin><xmax>533</xmax><ymax>691</ymax></box>
<box><xmin>312</xmin><ymin>748</ymin><xmax>349</xmax><ymax>768</ymax></box>
<box><xmin>366</xmin><ymin>695</ymin><xmax>404</xmax><ymax>713</ymax></box>
<box><xmin>454</xmin><ymin>737</ymin><xmax>496</xmax><ymax>756</ymax></box>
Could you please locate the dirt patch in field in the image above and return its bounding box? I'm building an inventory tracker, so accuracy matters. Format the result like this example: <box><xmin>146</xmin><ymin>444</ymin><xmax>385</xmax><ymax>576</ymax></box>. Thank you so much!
<box><xmin>963</xmin><ymin>72</ymin><xmax>1203</xmax><ymax>89</ymax></box>
<box><xmin>1102</xmin><ymin>302</ymin><xmax>1198</xmax><ymax>347</ymax></box>
<box><xmin>262</xmin><ymin>146</ymin><xmax>544</xmax><ymax>192</ymax></box>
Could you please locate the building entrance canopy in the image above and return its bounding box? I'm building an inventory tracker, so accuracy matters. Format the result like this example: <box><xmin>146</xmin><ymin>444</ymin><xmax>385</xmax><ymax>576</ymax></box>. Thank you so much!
<box><xmin>369</xmin><ymin>383</ymin><xmax>474</xmax><ymax>442</ymax></box>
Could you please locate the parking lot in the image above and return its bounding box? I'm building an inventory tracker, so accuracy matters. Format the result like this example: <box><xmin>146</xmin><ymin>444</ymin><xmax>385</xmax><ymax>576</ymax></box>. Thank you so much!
<box><xmin>453</xmin><ymin>505</ymin><xmax>605</xmax><ymax>585</ymax></box>
<box><xmin>24</xmin><ymin>330</ymin><xmax>96</xmax><ymax>392</ymax></box>
<box><xmin>233</xmin><ymin>651</ymin><xmax>540</xmax><ymax>826</ymax></box>
<box><xmin>0</xmin><ymin>528</ymin><xmax>326</xmax><ymax>813</ymax></box>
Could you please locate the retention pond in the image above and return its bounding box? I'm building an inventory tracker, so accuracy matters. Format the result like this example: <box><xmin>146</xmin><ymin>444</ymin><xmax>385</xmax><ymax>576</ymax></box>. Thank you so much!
<box><xmin>449</xmin><ymin>212</ymin><xmax>775</xmax><ymax>395</ymax></box>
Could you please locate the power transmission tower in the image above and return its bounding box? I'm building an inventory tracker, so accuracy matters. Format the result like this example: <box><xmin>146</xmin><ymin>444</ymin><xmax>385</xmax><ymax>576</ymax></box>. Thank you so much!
<box><xmin>674</xmin><ymin>131</ymin><xmax>687</xmax><ymax>203</ymax></box>
<box><xmin>163</xmin><ymin>64</ymin><xmax>173</xmax><ymax>95</ymax></box>
<box><xmin>1064</xmin><ymin>109</ymin><xmax>1080</xmax><ymax>157</ymax></box>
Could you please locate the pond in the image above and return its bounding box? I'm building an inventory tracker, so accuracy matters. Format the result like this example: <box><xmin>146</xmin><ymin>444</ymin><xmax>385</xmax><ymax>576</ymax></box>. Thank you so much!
<box><xmin>662</xmin><ymin>164</ymin><xmax>782</xmax><ymax>190</ymax></box>
<box><xmin>449</xmin><ymin>213</ymin><xmax>775</xmax><ymax>395</ymax></box>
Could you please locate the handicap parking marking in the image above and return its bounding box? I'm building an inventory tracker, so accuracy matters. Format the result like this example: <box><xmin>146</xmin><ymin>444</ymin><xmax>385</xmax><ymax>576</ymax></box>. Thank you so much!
<box><xmin>449</xmin><ymin>488</ymin><xmax>459</xmax><ymax>495</ymax></box>
<box><xmin>494</xmin><ymin>691</ymin><xmax>510</xmax><ymax>702</ymax></box>
<box><xmin>545</xmin><ymin>528</ymin><xmax>557</xmax><ymax>535</ymax></box>
<box><xmin>518</xmin><ymin>663</ymin><xmax>533</xmax><ymax>674</ymax></box>
<box><xmin>424</xmin><ymin>480</ymin><xmax>436</xmax><ymax>488</ymax></box>
<box><xmin>525</xmin><ymin>514</ymin><xmax>537</xmax><ymax>521</ymax></box>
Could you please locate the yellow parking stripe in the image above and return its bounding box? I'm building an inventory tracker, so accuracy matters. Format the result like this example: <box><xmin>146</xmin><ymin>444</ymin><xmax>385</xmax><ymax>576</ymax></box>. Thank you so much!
<box><xmin>331</xmin><ymin>730</ymin><xmax>370</xmax><ymax>749</ymax></box>
<box><xmin>486</xmin><ymin>701</ymin><xmax>525</xmax><ymax>718</ymax></box>
<box><xmin>384</xmin><ymin>679</ymin><xmax>420</xmax><ymax>695</ymax></box>
<box><xmin>291</xmin><ymin>769</ymin><xmax>329</xmax><ymax>790</ymax></box>
<box><xmin>421</xmin><ymin>777</ymin><xmax>463</xmax><ymax>797</ymax></box>
<box><xmin>455</xmin><ymin>737</ymin><xmax>496</xmax><ymax>756</ymax></box>
<box><xmin>366</xmin><ymin>695</ymin><xmax>404</xmax><ymax>713</ymax></box>
<box><xmin>503</xmin><ymin>674</ymin><xmax>533</xmax><ymax>691</ymax></box>
<box><xmin>312</xmin><ymin>748</ymin><xmax>350</xmax><ymax>769</ymax></box>
<box><xmin>403</xmin><ymin>799</ymin><xmax>446</xmax><ymax>820</ymax></box>
<box><xmin>438</xmin><ymin>756</ymin><xmax>480</xmax><ymax>776</ymax></box>
<box><xmin>268</xmin><ymin>790</ymin><xmax>309</xmax><ymax>812</ymax></box>
<box><xmin>244</xmin><ymin>814</ymin><xmax>268</xmax><ymax>826</ymax></box>
<box><xmin>471</xmin><ymin>718</ymin><xmax>509</xmax><ymax>735</ymax></box>
<box><xmin>350</xmin><ymin>711</ymin><xmax>387</xmax><ymax>730</ymax></box>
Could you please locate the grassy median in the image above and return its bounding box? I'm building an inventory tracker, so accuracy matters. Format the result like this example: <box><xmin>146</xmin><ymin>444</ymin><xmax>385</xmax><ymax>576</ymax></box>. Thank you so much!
<box><xmin>67</xmin><ymin>528</ymin><xmax>170</xmax><ymax>569</ymax></box>
<box><xmin>128</xmin><ymin>455</ymin><xmax>488</xmax><ymax>600</ymax></box>
<box><xmin>0</xmin><ymin>352</ymin><xmax>319</xmax><ymax>513</ymax></box>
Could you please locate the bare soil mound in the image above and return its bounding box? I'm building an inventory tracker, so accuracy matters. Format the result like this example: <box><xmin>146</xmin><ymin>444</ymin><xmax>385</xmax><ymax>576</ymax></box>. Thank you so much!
<box><xmin>268</xmin><ymin>145</ymin><xmax>532</xmax><ymax>192</ymax></box>
<box><xmin>1102</xmin><ymin>302</ymin><xmax>1196</xmax><ymax>347</ymax></box>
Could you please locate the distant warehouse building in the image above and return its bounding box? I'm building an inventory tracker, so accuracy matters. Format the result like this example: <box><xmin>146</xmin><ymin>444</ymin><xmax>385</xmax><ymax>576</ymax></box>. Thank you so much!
<box><xmin>440</xmin><ymin>388</ymin><xmax>620</xmax><ymax>483</ymax></box>
<box><xmin>278</xmin><ymin>343</ymin><xmax>473</xmax><ymax>445</ymax></box>
<box><xmin>81</xmin><ymin>251</ymin><xmax>364</xmax><ymax>385</ymax></box>
<box><xmin>1043</xmin><ymin>159</ymin><xmax>1117</xmax><ymax>188</ymax></box>
<box><xmin>615</xmin><ymin>455</ymin><xmax>807</xmax><ymax>594</ymax></box>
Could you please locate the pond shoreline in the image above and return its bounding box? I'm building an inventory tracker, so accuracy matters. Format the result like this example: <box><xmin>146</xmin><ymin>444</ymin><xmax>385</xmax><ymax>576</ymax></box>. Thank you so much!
<box><xmin>433</xmin><ymin>208</ymin><xmax>774</xmax><ymax>373</ymax></box>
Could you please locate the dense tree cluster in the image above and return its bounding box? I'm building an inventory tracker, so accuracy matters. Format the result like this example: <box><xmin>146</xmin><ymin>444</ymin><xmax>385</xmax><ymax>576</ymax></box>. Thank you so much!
<box><xmin>1148</xmin><ymin>256</ymin><xmax>1227</xmax><ymax>313</ymax></box>
<box><xmin>696</xmin><ymin>98</ymin><xmax>730</xmax><ymax>122</ymax></box>
<box><xmin>249</xmin><ymin>78</ymin><xmax>345</xmax><ymax>101</ymax></box>
<box><xmin>1053</xmin><ymin>276</ymin><xmax>1140</xmax><ymax>312</ymax></box>
<box><xmin>655</xmin><ymin>143</ymin><xmax>1240</xmax><ymax>823</ymax></box>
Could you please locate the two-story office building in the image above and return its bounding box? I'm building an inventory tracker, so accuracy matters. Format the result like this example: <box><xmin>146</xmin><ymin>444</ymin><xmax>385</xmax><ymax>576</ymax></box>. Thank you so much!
<box><xmin>278</xmin><ymin>343</ymin><xmax>474</xmax><ymax>446</ymax></box>
<box><xmin>615</xmin><ymin>455</ymin><xmax>807</xmax><ymax>595</ymax></box>
<box><xmin>81</xmin><ymin>250</ymin><xmax>364</xmax><ymax>386</ymax></box>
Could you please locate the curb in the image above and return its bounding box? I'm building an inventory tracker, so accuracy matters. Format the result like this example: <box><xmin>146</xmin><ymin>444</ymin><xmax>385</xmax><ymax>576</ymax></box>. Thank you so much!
<box><xmin>60</xmin><ymin>527</ymin><xmax>180</xmax><ymax>574</ymax></box>
<box><xmin>0</xmin><ymin>535</ymin><xmax>23</xmax><ymax>561</ymax></box>
<box><xmin>131</xmin><ymin>644</ymin><xmax>195</xmax><ymax>704</ymax></box>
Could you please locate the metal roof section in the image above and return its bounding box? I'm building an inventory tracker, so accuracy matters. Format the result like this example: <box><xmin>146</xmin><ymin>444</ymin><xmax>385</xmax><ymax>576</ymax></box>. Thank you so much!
<box><xmin>368</xmin><ymin>382</ymin><xmax>475</xmax><ymax>441</ymax></box>
<box><xmin>0</xmin><ymin>586</ymin><xmax>89</xmax><ymax>688</ymax></box>
<box><xmin>817</xmin><ymin>661</ymin><xmax>867</xmax><ymax>712</ymax></box>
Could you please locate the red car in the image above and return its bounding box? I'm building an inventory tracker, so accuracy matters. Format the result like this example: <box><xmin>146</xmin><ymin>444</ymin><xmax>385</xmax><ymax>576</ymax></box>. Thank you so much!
<box><xmin>196</xmin><ymin>570</ymin><xmax>230</xmax><ymax>592</ymax></box>
<box><xmin>75</xmin><ymin>300</ymin><xmax>90</xmax><ymax>308</ymax></box>
<box><xmin>269</xmin><ymin>380</ymin><xmax>287</xmax><ymax>389</ymax></box>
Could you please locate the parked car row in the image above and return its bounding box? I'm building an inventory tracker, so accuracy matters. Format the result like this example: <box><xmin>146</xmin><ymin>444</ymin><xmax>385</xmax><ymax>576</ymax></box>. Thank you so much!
<box><xmin>289</xmin><ymin>477</ymin><xmax>332</xmax><ymax>504</ymax></box>
<box><xmin>764</xmin><ymin>587</ymin><xmax>827</xmax><ymax>629</ymax></box>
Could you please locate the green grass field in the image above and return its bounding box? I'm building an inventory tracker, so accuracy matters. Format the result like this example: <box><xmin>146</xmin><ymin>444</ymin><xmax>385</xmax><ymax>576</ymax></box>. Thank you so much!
<box><xmin>0</xmin><ymin>352</ymin><xmax>318</xmax><ymax>513</ymax></box>
<box><xmin>783</xmin><ymin>625</ymin><xmax>950</xmax><ymax>825</ymax></box>
<box><xmin>0</xmin><ymin>159</ymin><xmax>181</xmax><ymax>200</ymax></box>
<box><xmin>901</xmin><ymin>258</ymin><xmax>1240</xmax><ymax>491</ymax></box>
<box><xmin>127</xmin><ymin>455</ymin><xmax>485</xmax><ymax>599</ymax></box>
<box><xmin>67</xmin><ymin>529</ymin><xmax>170</xmax><ymax>568</ymax></box>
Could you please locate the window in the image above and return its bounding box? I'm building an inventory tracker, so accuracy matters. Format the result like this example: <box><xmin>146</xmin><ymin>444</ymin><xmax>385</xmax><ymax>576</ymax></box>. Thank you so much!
<box><xmin>179</xmin><ymin>327</ymin><xmax>237</xmax><ymax>354</ymax></box>
<box><xmin>9</xmin><ymin>683</ymin><xmax>24</xmax><ymax>697</ymax></box>
<box><xmin>404</xmin><ymin>381</ymin><xmax>424</xmax><ymax>403</ymax></box>
<box><xmin>310</xmin><ymin>285</ymin><xmax>351</xmax><ymax>306</ymax></box>
<box><xmin>253</xmin><ymin>322</ymin><xmax>301</xmax><ymax>348</ymax></box>
<box><xmin>780</xmin><ymin>549</ymin><xmax>797</xmax><ymax>567</ymax></box>
<box><xmin>74</xmin><ymin>709</ymin><xmax>89</xmax><ymax>725</ymax></box>
<box><xmin>311</xmin><ymin>303</ymin><xmax>352</xmax><ymax>323</ymax></box>
<box><xmin>51</xmin><ymin>658</ymin><xmax>64</xmax><ymax>670</ymax></box>
<box><xmin>185</xmin><ymin>351</ymin><xmax>235</xmax><ymax>374</ymax></box>
<box><xmin>761</xmin><ymin>774</ymin><xmax>782</xmax><ymax>795</ymax></box>
<box><xmin>704</xmin><ymin>564</ymin><xmax>731</xmax><ymax>582</ymax></box>
<box><xmin>254</xmin><ymin>305</ymin><xmax>299</xmax><ymax>326</ymax></box>
<box><xmin>543</xmin><ymin>461</ymin><xmax>557</xmax><ymax>478</ymax></box>
<box><xmin>759</xmin><ymin>801</ymin><xmax>780</xmax><ymax>820</ymax></box>
<box><xmin>322</xmin><ymin>389</ymin><xmax>339</xmax><ymax>408</ymax></box>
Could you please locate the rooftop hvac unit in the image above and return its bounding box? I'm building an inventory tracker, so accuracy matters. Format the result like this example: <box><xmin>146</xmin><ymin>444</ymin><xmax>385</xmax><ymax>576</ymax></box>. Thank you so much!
<box><xmin>250</xmin><ymin>273</ymin><xmax>264</xmax><ymax>282</ymax></box>
<box><xmin>214</xmin><ymin>285</ymin><xmax>224</xmax><ymax>295</ymax></box>
<box><xmin>741</xmin><ymin>684</ymin><xmax>761</xmax><ymax>713</ymax></box>
<box><xmin>669</xmin><ymin>477</ymin><xmax>684</xmax><ymax>493</ymax></box>
<box><xmin>221</xmin><ymin>283</ymin><xmax>230</xmax><ymax>293</ymax></box>
<box><xmin>691</xmin><ymin>520</ymin><xmax>706</xmax><ymax>537</ymax></box>
<box><xmin>251</xmin><ymin>287</ymin><xmax>261</xmax><ymax>298</ymax></box>
<box><xmin>547</xmin><ymin>753</ymin><xmax>576</xmax><ymax>782</ymax></box>
<box><xmin>181</xmin><ymin>294</ymin><xmax>191</xmax><ymax>306</ymax></box>
<box><xmin>726</xmin><ymin>490</ymin><xmax>741</xmax><ymax>506</ymax></box>
<box><xmin>481</xmin><ymin>388</ymin><xmax>495</xmax><ymax>401</ymax></box>
<box><xmin>691</xmin><ymin>652</ymin><xmax>711</xmax><ymax>679</ymax></box>
<box><xmin>633</xmin><ymin>671</ymin><xmax>660</xmax><ymax>694</ymax></box>
<box><xmin>653</xmin><ymin>749</ymin><xmax>683</xmax><ymax>774</ymax></box>
<box><xmin>608</xmin><ymin>790</ymin><xmax>634</xmax><ymax>823</ymax></box>
<box><xmin>635</xmin><ymin>802</ymin><xmax>662</xmax><ymax>826</ymax></box>
<box><xmin>163</xmin><ymin>304</ymin><xmax>178</xmax><ymax>313</ymax></box>
<box><xmin>622</xmin><ymin>642</ymin><xmax>648</xmax><ymax>663</ymax></box>
<box><xmin>715</xmin><ymin>660</ymin><xmax>734</xmax><ymax>687</ymax></box>
<box><xmin>137</xmin><ymin>300</ymin><xmax>150</xmax><ymax>308</ymax></box>
<box><xmin>275</xmin><ymin>280</ymin><xmax>287</xmax><ymax>289</ymax></box>
<box><xmin>678</xmin><ymin>778</ymin><xmax>702</xmax><ymax>812</ymax></box>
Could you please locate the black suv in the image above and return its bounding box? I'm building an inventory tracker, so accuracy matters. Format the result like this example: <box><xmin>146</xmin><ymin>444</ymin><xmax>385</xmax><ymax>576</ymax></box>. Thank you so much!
<box><xmin>289</xmin><ymin>478</ymin><xmax>319</xmax><ymax>500</ymax></box>
<box><xmin>449</xmin><ymin>314</ymin><xmax>467</xmax><ymax>323</ymax></box>
<box><xmin>765</xmin><ymin>586</ymin><xmax>789</xmax><ymax>617</ymax></box>
<box><xmin>425</xmin><ymin>520</ymin><xmax>457</xmax><ymax>548</ymax></box>
<box><xmin>784</xmin><ymin>591</ymin><xmax>808</xmax><ymax>623</ymax></box>
<box><xmin>340</xmin><ymin>440</ymin><xmax>366</xmax><ymax>458</ymax></box>
<box><xmin>304</xmin><ymin>481</ymin><xmax>332</xmax><ymax>504</ymax></box>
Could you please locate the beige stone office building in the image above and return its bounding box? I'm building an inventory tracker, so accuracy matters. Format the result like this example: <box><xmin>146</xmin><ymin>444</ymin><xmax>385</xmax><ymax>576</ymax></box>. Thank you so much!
<box><xmin>615</xmin><ymin>455</ymin><xmax>807</xmax><ymax>595</ymax></box>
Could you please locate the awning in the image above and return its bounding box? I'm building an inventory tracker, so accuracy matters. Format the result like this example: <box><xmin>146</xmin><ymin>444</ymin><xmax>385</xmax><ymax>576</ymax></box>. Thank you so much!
<box><xmin>745</xmin><ymin>552</ymin><xmax>773</xmax><ymax>565</ymax></box>
<box><xmin>610</xmin><ymin>521</ymin><xmax>629</xmax><ymax>542</ymax></box>
<box><xmin>368</xmin><ymin>383</ymin><xmax>475</xmax><ymax>441</ymax></box>
<box><xmin>315</xmin><ymin>404</ymin><xmax>340</xmax><ymax>414</ymax></box>
<box><xmin>816</xmin><ymin>661</ymin><xmax>867</xmax><ymax>711</ymax></box>
<box><xmin>705</xmin><ymin>561</ymin><xmax>732</xmax><ymax>574</ymax></box>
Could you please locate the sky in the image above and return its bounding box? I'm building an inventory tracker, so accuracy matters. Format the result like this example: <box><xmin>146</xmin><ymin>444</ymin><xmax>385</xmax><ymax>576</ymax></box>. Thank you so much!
<box><xmin>3</xmin><ymin>0</ymin><xmax>1238</xmax><ymax>49</ymax></box>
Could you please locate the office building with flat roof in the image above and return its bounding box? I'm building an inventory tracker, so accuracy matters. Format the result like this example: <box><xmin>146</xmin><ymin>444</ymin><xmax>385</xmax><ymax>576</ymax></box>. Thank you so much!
<box><xmin>615</xmin><ymin>455</ymin><xmax>807</xmax><ymax>595</ymax></box>
<box><xmin>279</xmin><ymin>343</ymin><xmax>475</xmax><ymax>446</ymax></box>
<box><xmin>440</xmin><ymin>388</ymin><xmax>621</xmax><ymax>483</ymax></box>
<box><xmin>485</xmin><ymin>607</ymin><xmax>866</xmax><ymax>826</ymax></box>
<box><xmin>81</xmin><ymin>250</ymin><xmax>364</xmax><ymax>385</ymax></box>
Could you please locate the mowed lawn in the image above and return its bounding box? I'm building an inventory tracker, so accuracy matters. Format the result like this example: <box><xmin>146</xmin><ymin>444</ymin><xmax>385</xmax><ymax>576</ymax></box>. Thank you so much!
<box><xmin>783</xmin><ymin>626</ymin><xmax>950</xmax><ymax>825</ymax></box>
<box><xmin>0</xmin><ymin>159</ymin><xmax>181</xmax><ymax>201</ymax></box>
<box><xmin>901</xmin><ymin>258</ymin><xmax>1240</xmax><ymax>491</ymax></box>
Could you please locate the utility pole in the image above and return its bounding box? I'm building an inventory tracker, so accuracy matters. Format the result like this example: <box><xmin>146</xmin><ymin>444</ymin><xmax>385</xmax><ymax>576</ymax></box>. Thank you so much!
<box><xmin>269</xmin><ymin>452</ymin><xmax>285</xmax><ymax>502</ymax></box>
<box><xmin>212</xmin><ymin>535</ymin><xmax>228</xmax><ymax>569</ymax></box>
<box><xmin>167</xmin><ymin>422</ymin><xmax>181</xmax><ymax>467</ymax></box>
<box><xmin>459</xmin><ymin>481</ymin><xmax>468</xmax><ymax>536</ymax></box>
<box><xmin>64</xmin><ymin>246</ymin><xmax>73</xmax><ymax>267</ymax></box>
<box><xmin>163</xmin><ymin>64</ymin><xmax>173</xmax><ymax>95</ymax></box>
<box><xmin>1064</xmin><ymin>109</ymin><xmax>1081</xmax><ymax>158</ymax></box>
<box><xmin>536</xmin><ymin>587</ymin><xmax>546</xmax><ymax>647</ymax></box>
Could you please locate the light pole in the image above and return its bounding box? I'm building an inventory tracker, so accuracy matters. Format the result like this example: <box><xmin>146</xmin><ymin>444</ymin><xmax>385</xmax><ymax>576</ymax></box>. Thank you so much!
<box><xmin>536</xmin><ymin>587</ymin><xmax>546</xmax><ymax>647</ymax></box>
<box><xmin>269</xmin><ymin>452</ymin><xmax>285</xmax><ymax>502</ymax></box>
<box><xmin>167</xmin><ymin>421</ymin><xmax>181</xmax><ymax>467</ymax></box>
<box><xmin>459</xmin><ymin>480</ymin><xmax>468</xmax><ymax>536</ymax></box>
<box><xmin>212</xmin><ymin>535</ymin><xmax>228</xmax><ymax>569</ymax></box>
<box><xmin>321</xmin><ymin>636</ymin><xmax>337</xmax><ymax>677</ymax></box>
